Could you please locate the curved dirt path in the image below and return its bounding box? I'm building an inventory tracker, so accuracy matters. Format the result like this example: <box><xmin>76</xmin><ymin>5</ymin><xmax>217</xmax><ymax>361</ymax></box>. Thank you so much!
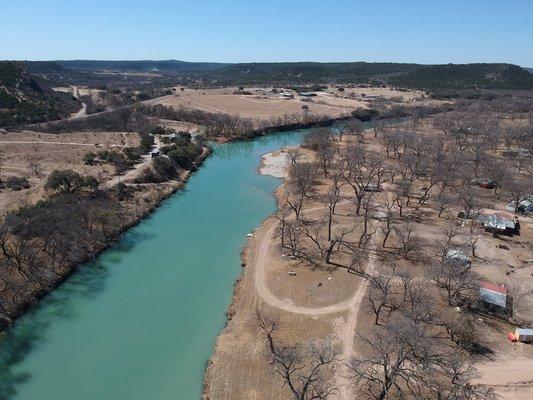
<box><xmin>254</xmin><ymin>220</ymin><xmax>373</xmax><ymax>316</ymax></box>
<box><xmin>253</xmin><ymin>216</ymin><xmax>378</xmax><ymax>400</ymax></box>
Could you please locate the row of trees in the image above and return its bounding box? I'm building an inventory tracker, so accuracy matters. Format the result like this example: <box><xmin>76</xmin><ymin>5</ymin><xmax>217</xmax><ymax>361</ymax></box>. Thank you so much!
<box><xmin>148</xmin><ymin>104</ymin><xmax>255</xmax><ymax>138</ymax></box>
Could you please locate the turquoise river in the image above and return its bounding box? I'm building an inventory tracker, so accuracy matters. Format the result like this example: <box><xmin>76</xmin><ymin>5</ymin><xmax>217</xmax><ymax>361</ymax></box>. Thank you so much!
<box><xmin>0</xmin><ymin>129</ymin><xmax>308</xmax><ymax>400</ymax></box>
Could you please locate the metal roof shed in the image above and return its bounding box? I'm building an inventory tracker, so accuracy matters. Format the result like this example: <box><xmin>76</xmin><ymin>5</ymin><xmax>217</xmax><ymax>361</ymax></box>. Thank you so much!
<box><xmin>515</xmin><ymin>328</ymin><xmax>533</xmax><ymax>343</ymax></box>
<box><xmin>479</xmin><ymin>281</ymin><xmax>507</xmax><ymax>309</ymax></box>
<box><xmin>446</xmin><ymin>249</ymin><xmax>471</xmax><ymax>266</ymax></box>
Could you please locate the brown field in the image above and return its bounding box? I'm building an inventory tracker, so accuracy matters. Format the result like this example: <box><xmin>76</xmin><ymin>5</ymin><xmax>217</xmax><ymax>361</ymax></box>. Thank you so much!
<box><xmin>146</xmin><ymin>88</ymin><xmax>355</xmax><ymax>122</ymax></box>
<box><xmin>341</xmin><ymin>86</ymin><xmax>426</xmax><ymax>100</ymax></box>
<box><xmin>145</xmin><ymin>86</ymin><xmax>447</xmax><ymax>129</ymax></box>
<box><xmin>0</xmin><ymin>130</ymin><xmax>139</xmax><ymax>214</ymax></box>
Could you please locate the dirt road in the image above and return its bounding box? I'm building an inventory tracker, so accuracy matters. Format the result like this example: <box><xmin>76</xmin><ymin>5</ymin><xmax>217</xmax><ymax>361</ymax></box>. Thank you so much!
<box><xmin>0</xmin><ymin>140</ymin><xmax>95</xmax><ymax>146</ymax></box>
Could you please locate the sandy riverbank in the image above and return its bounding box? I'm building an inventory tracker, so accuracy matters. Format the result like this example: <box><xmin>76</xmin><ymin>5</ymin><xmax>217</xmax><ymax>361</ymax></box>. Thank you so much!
<box><xmin>258</xmin><ymin>148</ymin><xmax>291</xmax><ymax>178</ymax></box>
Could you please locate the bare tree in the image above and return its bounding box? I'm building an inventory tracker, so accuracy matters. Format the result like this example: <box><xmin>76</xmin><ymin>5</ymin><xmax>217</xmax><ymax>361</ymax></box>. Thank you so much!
<box><xmin>465</xmin><ymin>227</ymin><xmax>483</xmax><ymax>259</ymax></box>
<box><xmin>430</xmin><ymin>259</ymin><xmax>477</xmax><ymax>306</ymax></box>
<box><xmin>395</xmin><ymin>224</ymin><xmax>421</xmax><ymax>261</ymax></box>
<box><xmin>287</xmin><ymin>162</ymin><xmax>318</xmax><ymax>219</ymax></box>
<box><xmin>458</xmin><ymin>187</ymin><xmax>481</xmax><ymax>219</ymax></box>
<box><xmin>435</xmin><ymin>191</ymin><xmax>456</xmax><ymax>218</ymax></box>
<box><xmin>365</xmin><ymin>270</ymin><xmax>397</xmax><ymax>325</ymax></box>
<box><xmin>507</xmin><ymin>282</ymin><xmax>530</xmax><ymax>317</ymax></box>
<box><xmin>349</xmin><ymin>315</ymin><xmax>489</xmax><ymax>400</ymax></box>
<box><xmin>257</xmin><ymin>311</ymin><xmax>338</xmax><ymax>400</ymax></box>
<box><xmin>343</xmin><ymin>119</ymin><xmax>364</xmax><ymax>142</ymax></box>
<box><xmin>286</xmin><ymin>148</ymin><xmax>301</xmax><ymax>165</ymax></box>
<box><xmin>380</xmin><ymin>195</ymin><xmax>398</xmax><ymax>248</ymax></box>
<box><xmin>341</xmin><ymin>146</ymin><xmax>385</xmax><ymax>215</ymax></box>
<box><xmin>325</xmin><ymin>172</ymin><xmax>342</xmax><ymax>241</ymax></box>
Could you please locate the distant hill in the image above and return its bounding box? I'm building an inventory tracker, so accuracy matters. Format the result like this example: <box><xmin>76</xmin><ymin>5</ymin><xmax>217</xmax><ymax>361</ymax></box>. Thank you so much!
<box><xmin>207</xmin><ymin>62</ymin><xmax>417</xmax><ymax>84</ymax></box>
<box><xmin>23</xmin><ymin>60</ymin><xmax>533</xmax><ymax>92</ymax></box>
<box><xmin>387</xmin><ymin>63</ymin><xmax>533</xmax><ymax>91</ymax></box>
<box><xmin>525</xmin><ymin>67</ymin><xmax>533</xmax><ymax>74</ymax></box>
<box><xmin>26</xmin><ymin>61</ymin><xmax>68</xmax><ymax>74</ymax></box>
<box><xmin>0</xmin><ymin>61</ymin><xmax>80</xmax><ymax>127</ymax></box>
<box><xmin>189</xmin><ymin>61</ymin><xmax>533</xmax><ymax>91</ymax></box>
<box><xmin>56</xmin><ymin>59</ymin><xmax>228</xmax><ymax>72</ymax></box>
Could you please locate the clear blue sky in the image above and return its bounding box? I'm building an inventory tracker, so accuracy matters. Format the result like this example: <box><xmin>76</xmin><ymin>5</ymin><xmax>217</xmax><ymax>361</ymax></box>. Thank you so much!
<box><xmin>1</xmin><ymin>0</ymin><xmax>532</xmax><ymax>66</ymax></box>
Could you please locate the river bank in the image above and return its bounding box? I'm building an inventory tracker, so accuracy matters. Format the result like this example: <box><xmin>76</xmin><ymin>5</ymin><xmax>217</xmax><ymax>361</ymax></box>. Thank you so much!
<box><xmin>0</xmin><ymin>147</ymin><xmax>212</xmax><ymax>331</ymax></box>
<box><xmin>201</xmin><ymin>128</ymin><xmax>374</xmax><ymax>399</ymax></box>
<box><xmin>201</xmin><ymin>155</ymin><xmax>281</xmax><ymax>399</ymax></box>
<box><xmin>0</xmin><ymin>129</ymin><xmax>307</xmax><ymax>400</ymax></box>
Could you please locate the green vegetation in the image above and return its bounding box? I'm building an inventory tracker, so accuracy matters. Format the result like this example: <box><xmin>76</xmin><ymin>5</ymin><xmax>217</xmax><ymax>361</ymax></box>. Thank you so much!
<box><xmin>55</xmin><ymin>59</ymin><xmax>228</xmax><ymax>72</ymax></box>
<box><xmin>166</xmin><ymin>143</ymin><xmax>202</xmax><ymax>169</ymax></box>
<box><xmin>0</xmin><ymin>61</ymin><xmax>80</xmax><ymax>127</ymax></box>
<box><xmin>207</xmin><ymin>62</ymin><xmax>416</xmax><ymax>85</ymax></box>
<box><xmin>45</xmin><ymin>170</ymin><xmax>98</xmax><ymax>194</ymax></box>
<box><xmin>0</xmin><ymin>176</ymin><xmax>30</xmax><ymax>191</ymax></box>
<box><xmin>195</xmin><ymin>62</ymin><xmax>533</xmax><ymax>91</ymax></box>
<box><xmin>387</xmin><ymin>63</ymin><xmax>533</xmax><ymax>91</ymax></box>
<box><xmin>83</xmin><ymin>152</ymin><xmax>97</xmax><ymax>165</ymax></box>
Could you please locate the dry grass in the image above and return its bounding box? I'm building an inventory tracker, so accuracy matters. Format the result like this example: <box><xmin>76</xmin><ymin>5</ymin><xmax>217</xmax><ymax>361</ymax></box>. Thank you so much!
<box><xmin>205</xmin><ymin>120</ymin><xmax>533</xmax><ymax>399</ymax></box>
<box><xmin>0</xmin><ymin>130</ymin><xmax>139</xmax><ymax>214</ymax></box>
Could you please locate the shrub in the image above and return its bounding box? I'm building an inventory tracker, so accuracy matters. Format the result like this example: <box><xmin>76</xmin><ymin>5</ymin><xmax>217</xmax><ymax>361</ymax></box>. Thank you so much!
<box><xmin>45</xmin><ymin>170</ymin><xmax>98</xmax><ymax>194</ymax></box>
<box><xmin>1</xmin><ymin>176</ymin><xmax>30</xmax><ymax>190</ymax></box>
<box><xmin>83</xmin><ymin>152</ymin><xmax>97</xmax><ymax>165</ymax></box>
<box><xmin>112</xmin><ymin>182</ymin><xmax>134</xmax><ymax>201</ymax></box>
<box><xmin>153</xmin><ymin>156</ymin><xmax>178</xmax><ymax>180</ymax></box>
<box><xmin>140</xmin><ymin>133</ymin><xmax>154</xmax><ymax>153</ymax></box>
<box><xmin>167</xmin><ymin>143</ymin><xmax>201</xmax><ymax>169</ymax></box>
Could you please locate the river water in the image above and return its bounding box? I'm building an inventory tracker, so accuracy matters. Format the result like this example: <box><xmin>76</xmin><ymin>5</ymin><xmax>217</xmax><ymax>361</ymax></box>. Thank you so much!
<box><xmin>0</xmin><ymin>130</ymin><xmax>306</xmax><ymax>400</ymax></box>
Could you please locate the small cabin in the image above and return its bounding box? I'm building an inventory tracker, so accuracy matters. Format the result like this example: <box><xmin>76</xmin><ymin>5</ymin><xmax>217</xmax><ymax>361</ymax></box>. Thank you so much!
<box><xmin>445</xmin><ymin>249</ymin><xmax>471</xmax><ymax>266</ymax></box>
<box><xmin>507</xmin><ymin>196</ymin><xmax>533</xmax><ymax>214</ymax></box>
<box><xmin>479</xmin><ymin>280</ymin><xmax>508</xmax><ymax>314</ymax></box>
<box><xmin>478</xmin><ymin>213</ymin><xmax>520</xmax><ymax>236</ymax></box>
<box><xmin>472</xmin><ymin>177</ymin><xmax>496</xmax><ymax>189</ymax></box>
<box><xmin>298</xmin><ymin>92</ymin><xmax>317</xmax><ymax>97</ymax></box>
<box><xmin>514</xmin><ymin>328</ymin><xmax>533</xmax><ymax>343</ymax></box>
